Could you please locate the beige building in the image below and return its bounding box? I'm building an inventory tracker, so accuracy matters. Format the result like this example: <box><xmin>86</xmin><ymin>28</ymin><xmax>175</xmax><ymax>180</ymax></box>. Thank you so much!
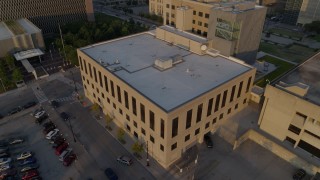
<box><xmin>0</xmin><ymin>0</ymin><xmax>94</xmax><ymax>34</ymax></box>
<box><xmin>77</xmin><ymin>27</ymin><xmax>255</xmax><ymax>168</ymax></box>
<box><xmin>0</xmin><ymin>19</ymin><xmax>45</xmax><ymax>58</ymax></box>
<box><xmin>297</xmin><ymin>0</ymin><xmax>320</xmax><ymax>25</ymax></box>
<box><xmin>258</xmin><ymin>52</ymin><xmax>320</xmax><ymax>159</ymax></box>
<box><xmin>150</xmin><ymin>0</ymin><xmax>267</xmax><ymax>64</ymax></box>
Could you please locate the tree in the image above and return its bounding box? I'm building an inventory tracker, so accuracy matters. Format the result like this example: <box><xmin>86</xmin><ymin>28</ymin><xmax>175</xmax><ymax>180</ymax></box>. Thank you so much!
<box><xmin>90</xmin><ymin>103</ymin><xmax>100</xmax><ymax>114</ymax></box>
<box><xmin>131</xmin><ymin>141</ymin><xmax>144</xmax><ymax>155</ymax></box>
<box><xmin>304</xmin><ymin>21</ymin><xmax>320</xmax><ymax>33</ymax></box>
<box><xmin>11</xmin><ymin>68</ymin><xmax>22</xmax><ymax>82</ymax></box>
<box><xmin>117</xmin><ymin>128</ymin><xmax>125</xmax><ymax>144</ymax></box>
<box><xmin>4</xmin><ymin>53</ymin><xmax>15</xmax><ymax>70</ymax></box>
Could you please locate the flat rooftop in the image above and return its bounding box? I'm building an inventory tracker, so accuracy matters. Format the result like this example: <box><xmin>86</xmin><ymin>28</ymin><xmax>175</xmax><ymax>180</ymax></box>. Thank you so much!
<box><xmin>277</xmin><ymin>52</ymin><xmax>320</xmax><ymax>105</ymax></box>
<box><xmin>80</xmin><ymin>32</ymin><xmax>252</xmax><ymax>112</ymax></box>
<box><xmin>0</xmin><ymin>22</ymin><xmax>12</xmax><ymax>40</ymax></box>
<box><xmin>0</xmin><ymin>18</ymin><xmax>40</xmax><ymax>40</ymax></box>
<box><xmin>159</xmin><ymin>26</ymin><xmax>208</xmax><ymax>43</ymax></box>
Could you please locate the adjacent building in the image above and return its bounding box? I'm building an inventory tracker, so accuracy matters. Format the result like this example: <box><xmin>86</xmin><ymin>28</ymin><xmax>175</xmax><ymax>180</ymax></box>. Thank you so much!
<box><xmin>0</xmin><ymin>19</ymin><xmax>45</xmax><ymax>58</ymax></box>
<box><xmin>77</xmin><ymin>27</ymin><xmax>255</xmax><ymax>168</ymax></box>
<box><xmin>258</xmin><ymin>52</ymin><xmax>320</xmax><ymax>158</ymax></box>
<box><xmin>282</xmin><ymin>0</ymin><xmax>320</xmax><ymax>25</ymax></box>
<box><xmin>150</xmin><ymin>0</ymin><xmax>267</xmax><ymax>64</ymax></box>
<box><xmin>0</xmin><ymin>0</ymin><xmax>94</xmax><ymax>34</ymax></box>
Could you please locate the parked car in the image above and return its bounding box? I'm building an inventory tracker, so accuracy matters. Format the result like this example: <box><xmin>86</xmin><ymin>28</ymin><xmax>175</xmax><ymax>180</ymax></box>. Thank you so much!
<box><xmin>204</xmin><ymin>135</ymin><xmax>213</xmax><ymax>148</ymax></box>
<box><xmin>50</xmin><ymin>100</ymin><xmax>59</xmax><ymax>108</ymax></box>
<box><xmin>55</xmin><ymin>143</ymin><xmax>69</xmax><ymax>155</ymax></box>
<box><xmin>22</xmin><ymin>101</ymin><xmax>37</xmax><ymax>109</ymax></box>
<box><xmin>0</xmin><ymin>169</ymin><xmax>17</xmax><ymax>177</ymax></box>
<box><xmin>46</xmin><ymin>129</ymin><xmax>59</xmax><ymax>140</ymax></box>
<box><xmin>293</xmin><ymin>169</ymin><xmax>306</xmax><ymax>180</ymax></box>
<box><xmin>8</xmin><ymin>138</ymin><xmax>24</xmax><ymax>145</ymax></box>
<box><xmin>31</xmin><ymin>107</ymin><xmax>44</xmax><ymax>117</ymax></box>
<box><xmin>7</xmin><ymin>107</ymin><xmax>22</xmax><ymax>115</ymax></box>
<box><xmin>59</xmin><ymin>148</ymin><xmax>73</xmax><ymax>161</ymax></box>
<box><xmin>116</xmin><ymin>156</ymin><xmax>133</xmax><ymax>166</ymax></box>
<box><xmin>17</xmin><ymin>151</ymin><xmax>33</xmax><ymax>160</ymax></box>
<box><xmin>22</xmin><ymin>169</ymin><xmax>38</xmax><ymax>180</ymax></box>
<box><xmin>20</xmin><ymin>163</ymin><xmax>39</xmax><ymax>173</ymax></box>
<box><xmin>59</xmin><ymin>112</ymin><xmax>69</xmax><ymax>121</ymax></box>
<box><xmin>104</xmin><ymin>168</ymin><xmax>118</xmax><ymax>180</ymax></box>
<box><xmin>62</xmin><ymin>153</ymin><xmax>77</xmax><ymax>166</ymax></box>
<box><xmin>34</xmin><ymin>111</ymin><xmax>46</xmax><ymax>119</ymax></box>
<box><xmin>52</xmin><ymin>139</ymin><xmax>66</xmax><ymax>148</ymax></box>
<box><xmin>0</xmin><ymin>163</ymin><xmax>11</xmax><ymax>172</ymax></box>
<box><xmin>0</xmin><ymin>158</ymin><xmax>11</xmax><ymax>165</ymax></box>
<box><xmin>42</xmin><ymin>126</ymin><xmax>56</xmax><ymax>135</ymax></box>
<box><xmin>19</xmin><ymin>157</ymin><xmax>36</xmax><ymax>166</ymax></box>
<box><xmin>0</xmin><ymin>152</ymin><xmax>10</xmax><ymax>159</ymax></box>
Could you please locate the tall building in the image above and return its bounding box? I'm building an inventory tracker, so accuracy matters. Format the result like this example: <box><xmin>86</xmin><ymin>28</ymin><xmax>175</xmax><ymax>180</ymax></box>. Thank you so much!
<box><xmin>258</xmin><ymin>52</ymin><xmax>320</xmax><ymax>158</ymax></box>
<box><xmin>150</xmin><ymin>0</ymin><xmax>267</xmax><ymax>64</ymax></box>
<box><xmin>282</xmin><ymin>0</ymin><xmax>320</xmax><ymax>25</ymax></box>
<box><xmin>0</xmin><ymin>0</ymin><xmax>94</xmax><ymax>34</ymax></box>
<box><xmin>77</xmin><ymin>27</ymin><xmax>255</xmax><ymax>168</ymax></box>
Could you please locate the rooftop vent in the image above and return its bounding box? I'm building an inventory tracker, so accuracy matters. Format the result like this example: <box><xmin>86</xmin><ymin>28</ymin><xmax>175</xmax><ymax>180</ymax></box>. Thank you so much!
<box><xmin>154</xmin><ymin>58</ymin><xmax>173</xmax><ymax>70</ymax></box>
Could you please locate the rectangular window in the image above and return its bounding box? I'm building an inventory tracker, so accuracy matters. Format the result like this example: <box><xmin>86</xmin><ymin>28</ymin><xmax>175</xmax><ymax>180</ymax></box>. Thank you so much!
<box><xmin>192</xmin><ymin>20</ymin><xmax>195</xmax><ymax>24</ymax></box>
<box><xmin>93</xmin><ymin>67</ymin><xmax>97</xmax><ymax>82</ymax></box>
<box><xmin>88</xmin><ymin>63</ymin><xmax>92</xmax><ymax>78</ymax></box>
<box><xmin>150</xmin><ymin>110</ymin><xmax>155</xmax><ymax>130</ymax></box>
<box><xmin>84</xmin><ymin>61</ymin><xmax>88</xmax><ymax>74</ymax></box>
<box><xmin>204</xmin><ymin>23</ymin><xmax>208</xmax><ymax>28</ymax></box>
<box><xmin>288</xmin><ymin>124</ymin><xmax>301</xmax><ymax>135</ymax></box>
<box><xmin>198</xmin><ymin>12</ymin><xmax>203</xmax><ymax>17</ymax></box>
<box><xmin>133</xmin><ymin>121</ymin><xmax>137</xmax><ymax>128</ymax></box>
<box><xmin>186</xmin><ymin>109</ymin><xmax>192</xmax><ymax>129</ymax></box>
<box><xmin>205</xmin><ymin>122</ymin><xmax>210</xmax><ymax>129</ymax></box>
<box><xmin>124</xmin><ymin>91</ymin><xmax>129</xmax><ymax>109</ymax></box>
<box><xmin>119</xmin><ymin>108</ymin><xmax>123</xmax><ymax>115</ymax></box>
<box><xmin>104</xmin><ymin>76</ymin><xmax>109</xmax><ymax>93</ymax></box>
<box><xmin>141</xmin><ymin>128</ymin><xmax>146</xmax><ymax>135</ymax></box>
<box><xmin>228</xmin><ymin>108</ymin><xmax>231</xmax><ymax>114</ymax></box>
<box><xmin>161</xmin><ymin>119</ymin><xmax>165</xmax><ymax>138</ymax></box>
<box><xmin>150</xmin><ymin>135</ymin><xmax>154</xmax><ymax>143</ymax></box>
<box><xmin>110</xmin><ymin>80</ymin><xmax>115</xmax><ymax>97</ymax></box>
<box><xmin>214</xmin><ymin>94</ymin><xmax>221</xmax><ymax>112</ymax></box>
<box><xmin>196</xmin><ymin>104</ymin><xmax>203</xmax><ymax>123</ymax></box>
<box><xmin>172</xmin><ymin>117</ymin><xmax>178</xmax><ymax>138</ymax></box>
<box><xmin>113</xmin><ymin>103</ymin><xmax>116</xmax><ymax>109</ymax></box>
<box><xmin>134</xmin><ymin>132</ymin><xmax>138</xmax><ymax>138</ymax></box>
<box><xmin>212</xmin><ymin>118</ymin><xmax>217</xmax><ymax>124</ymax></box>
<box><xmin>305</xmin><ymin>130</ymin><xmax>320</xmax><ymax>139</ymax></box>
<box><xmin>219</xmin><ymin>113</ymin><xmax>224</xmax><ymax>120</ymax></box>
<box><xmin>246</xmin><ymin>77</ymin><xmax>252</xmax><ymax>93</ymax></box>
<box><xmin>185</xmin><ymin>134</ymin><xmax>190</xmax><ymax>142</ymax></box>
<box><xmin>207</xmin><ymin>98</ymin><xmax>213</xmax><ymax>116</ymax></box>
<box><xmin>198</xmin><ymin>21</ymin><xmax>202</xmax><ymax>26</ymax></box>
<box><xmin>126</xmin><ymin>125</ymin><xmax>131</xmax><ymax>131</ymax></box>
<box><xmin>193</xmin><ymin>10</ymin><xmax>196</xmax><ymax>15</ymax></box>
<box><xmin>235</xmin><ymin>103</ymin><xmax>238</xmax><ymax>109</ymax></box>
<box><xmin>160</xmin><ymin>144</ymin><xmax>164</xmax><ymax>151</ymax></box>
<box><xmin>230</xmin><ymin>85</ymin><xmax>236</xmax><ymax>102</ymax></box>
<box><xmin>221</xmin><ymin>90</ymin><xmax>228</xmax><ymax>108</ymax></box>
<box><xmin>171</xmin><ymin>143</ymin><xmax>177</xmax><ymax>151</ymax></box>
<box><xmin>117</xmin><ymin>86</ymin><xmax>122</xmax><ymax>103</ymax></box>
<box><xmin>98</xmin><ymin>71</ymin><xmax>103</xmax><ymax>88</ymax></box>
<box><xmin>195</xmin><ymin>128</ymin><xmax>200</xmax><ymax>135</ymax></box>
<box><xmin>171</xmin><ymin>5</ymin><xmax>175</xmax><ymax>9</ymax></box>
<box><xmin>237</xmin><ymin>81</ymin><xmax>243</xmax><ymax>98</ymax></box>
<box><xmin>140</xmin><ymin>104</ymin><xmax>145</xmax><ymax>123</ymax></box>
<box><xmin>79</xmin><ymin>57</ymin><xmax>83</xmax><ymax>70</ymax></box>
<box><xmin>126</xmin><ymin>114</ymin><xmax>130</xmax><ymax>121</ymax></box>
<box><xmin>132</xmin><ymin>97</ymin><xmax>137</xmax><ymax>115</ymax></box>
<box><xmin>205</xmin><ymin>13</ymin><xmax>209</xmax><ymax>18</ymax></box>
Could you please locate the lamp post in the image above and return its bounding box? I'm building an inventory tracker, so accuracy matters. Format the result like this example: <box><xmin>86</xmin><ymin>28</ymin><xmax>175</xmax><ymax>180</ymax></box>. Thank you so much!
<box><xmin>146</xmin><ymin>141</ymin><xmax>150</xmax><ymax>166</ymax></box>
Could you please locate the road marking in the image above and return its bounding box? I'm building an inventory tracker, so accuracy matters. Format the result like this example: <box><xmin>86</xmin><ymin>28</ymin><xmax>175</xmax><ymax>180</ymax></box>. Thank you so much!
<box><xmin>31</xmin><ymin>84</ymin><xmax>48</xmax><ymax>103</ymax></box>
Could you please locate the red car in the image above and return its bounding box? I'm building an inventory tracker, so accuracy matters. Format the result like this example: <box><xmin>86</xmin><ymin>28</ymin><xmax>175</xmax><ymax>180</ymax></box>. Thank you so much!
<box><xmin>55</xmin><ymin>142</ymin><xmax>68</xmax><ymax>155</ymax></box>
<box><xmin>22</xmin><ymin>169</ymin><xmax>38</xmax><ymax>180</ymax></box>
<box><xmin>63</xmin><ymin>154</ymin><xmax>77</xmax><ymax>166</ymax></box>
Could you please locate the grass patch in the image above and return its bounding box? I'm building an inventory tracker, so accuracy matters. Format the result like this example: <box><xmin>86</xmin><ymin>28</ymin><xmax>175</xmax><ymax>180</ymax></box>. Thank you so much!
<box><xmin>268</xmin><ymin>28</ymin><xmax>303</xmax><ymax>39</ymax></box>
<box><xmin>259</xmin><ymin>42</ymin><xmax>317</xmax><ymax>63</ymax></box>
<box><xmin>255</xmin><ymin>55</ymin><xmax>296</xmax><ymax>87</ymax></box>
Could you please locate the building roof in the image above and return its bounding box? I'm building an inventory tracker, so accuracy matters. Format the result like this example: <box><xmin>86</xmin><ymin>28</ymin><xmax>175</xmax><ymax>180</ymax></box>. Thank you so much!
<box><xmin>0</xmin><ymin>22</ymin><xmax>13</xmax><ymax>40</ymax></box>
<box><xmin>159</xmin><ymin>26</ymin><xmax>208</xmax><ymax>43</ymax></box>
<box><xmin>277</xmin><ymin>52</ymin><xmax>320</xmax><ymax>105</ymax></box>
<box><xmin>16</xmin><ymin>19</ymin><xmax>41</xmax><ymax>34</ymax></box>
<box><xmin>80</xmin><ymin>32</ymin><xmax>252</xmax><ymax>112</ymax></box>
<box><xmin>0</xmin><ymin>18</ymin><xmax>40</xmax><ymax>40</ymax></box>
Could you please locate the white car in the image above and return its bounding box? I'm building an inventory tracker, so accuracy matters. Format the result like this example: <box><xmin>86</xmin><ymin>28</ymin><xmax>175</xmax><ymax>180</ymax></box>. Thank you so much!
<box><xmin>34</xmin><ymin>110</ymin><xmax>46</xmax><ymax>118</ymax></box>
<box><xmin>0</xmin><ymin>163</ymin><xmax>10</xmax><ymax>172</ymax></box>
<box><xmin>59</xmin><ymin>148</ymin><xmax>73</xmax><ymax>161</ymax></box>
<box><xmin>0</xmin><ymin>158</ymin><xmax>11</xmax><ymax>165</ymax></box>
<box><xmin>9</xmin><ymin>138</ymin><xmax>24</xmax><ymax>145</ymax></box>
<box><xmin>46</xmin><ymin>129</ymin><xmax>59</xmax><ymax>140</ymax></box>
<box><xmin>17</xmin><ymin>151</ymin><xmax>33</xmax><ymax>160</ymax></box>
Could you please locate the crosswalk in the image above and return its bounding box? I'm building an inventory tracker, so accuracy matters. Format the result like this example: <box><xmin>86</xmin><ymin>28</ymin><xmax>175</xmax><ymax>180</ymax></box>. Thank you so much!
<box><xmin>53</xmin><ymin>92</ymin><xmax>78</xmax><ymax>103</ymax></box>
<box><xmin>31</xmin><ymin>84</ymin><xmax>48</xmax><ymax>103</ymax></box>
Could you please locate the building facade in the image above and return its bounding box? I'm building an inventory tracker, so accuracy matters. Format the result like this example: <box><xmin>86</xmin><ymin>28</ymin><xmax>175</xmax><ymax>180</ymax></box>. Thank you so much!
<box><xmin>77</xmin><ymin>27</ymin><xmax>255</xmax><ymax>168</ymax></box>
<box><xmin>0</xmin><ymin>0</ymin><xmax>94</xmax><ymax>34</ymax></box>
<box><xmin>258</xmin><ymin>52</ymin><xmax>320</xmax><ymax>159</ymax></box>
<box><xmin>150</xmin><ymin>0</ymin><xmax>267</xmax><ymax>64</ymax></box>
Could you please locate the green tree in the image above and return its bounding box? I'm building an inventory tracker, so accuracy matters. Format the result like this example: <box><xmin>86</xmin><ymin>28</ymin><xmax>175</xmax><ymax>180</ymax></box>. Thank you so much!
<box><xmin>131</xmin><ymin>141</ymin><xmax>144</xmax><ymax>154</ymax></box>
<box><xmin>11</xmin><ymin>68</ymin><xmax>22</xmax><ymax>82</ymax></box>
<box><xmin>121</xmin><ymin>26</ymin><xmax>129</xmax><ymax>36</ymax></box>
<box><xmin>4</xmin><ymin>53</ymin><xmax>15</xmax><ymax>70</ymax></box>
<box><xmin>117</xmin><ymin>128</ymin><xmax>125</xmax><ymax>144</ymax></box>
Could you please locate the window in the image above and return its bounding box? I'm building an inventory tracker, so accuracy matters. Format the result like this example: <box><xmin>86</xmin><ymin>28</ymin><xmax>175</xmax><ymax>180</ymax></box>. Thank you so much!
<box><xmin>117</xmin><ymin>86</ymin><xmax>122</xmax><ymax>103</ymax></box>
<box><xmin>133</xmin><ymin>121</ymin><xmax>137</xmax><ymax>128</ymax></box>
<box><xmin>227</xmin><ymin>108</ymin><xmax>231</xmax><ymax>114</ymax></box>
<box><xmin>101</xmin><ymin>93</ymin><xmax>104</xmax><ymax>98</ymax></box>
<box><xmin>221</xmin><ymin>90</ymin><xmax>228</xmax><ymax>108</ymax></box>
<box><xmin>193</xmin><ymin>10</ymin><xmax>196</xmax><ymax>15</ymax></box>
<box><xmin>171</xmin><ymin>14</ymin><xmax>175</xmax><ymax>18</ymax></box>
<box><xmin>113</xmin><ymin>103</ymin><xmax>116</xmax><ymax>109</ymax></box>
<box><xmin>203</xmin><ymin>32</ymin><xmax>207</xmax><ymax>37</ymax></box>
<box><xmin>126</xmin><ymin>125</ymin><xmax>131</xmax><ymax>131</ymax></box>
<box><xmin>132</xmin><ymin>97</ymin><xmax>137</xmax><ymax>115</ymax></box>
<box><xmin>160</xmin><ymin>144</ymin><xmax>164</xmax><ymax>151</ymax></box>
<box><xmin>288</xmin><ymin>124</ymin><xmax>301</xmax><ymax>135</ymax></box>
<box><xmin>197</xmin><ymin>30</ymin><xmax>201</xmax><ymax>35</ymax></box>
<box><xmin>219</xmin><ymin>113</ymin><xmax>224</xmax><ymax>120</ymax></box>
<box><xmin>172</xmin><ymin>117</ymin><xmax>178</xmax><ymax>138</ymax></box>
<box><xmin>98</xmin><ymin>97</ymin><xmax>101</xmax><ymax>103</ymax></box>
<box><xmin>205</xmin><ymin>122</ymin><xmax>210</xmax><ymax>129</ymax></box>
<box><xmin>195</xmin><ymin>128</ymin><xmax>200</xmax><ymax>135</ymax></box>
<box><xmin>161</xmin><ymin>119</ymin><xmax>165</xmax><ymax>138</ymax></box>
<box><xmin>207</xmin><ymin>98</ymin><xmax>213</xmax><ymax>116</ymax></box>
<box><xmin>82</xmin><ymin>76</ymin><xmax>85</xmax><ymax>81</ymax></box>
<box><xmin>150</xmin><ymin>135</ymin><xmax>154</xmax><ymax>143</ymax></box>
<box><xmin>285</xmin><ymin>136</ymin><xmax>296</xmax><ymax>145</ymax></box>
<box><xmin>141</xmin><ymin>128</ymin><xmax>146</xmax><ymax>135</ymax></box>
<box><xmin>185</xmin><ymin>134</ymin><xmax>190</xmax><ymax>142</ymax></box>
<box><xmin>243</xmin><ymin>98</ymin><xmax>247</xmax><ymax>104</ymax></box>
<box><xmin>124</xmin><ymin>91</ymin><xmax>129</xmax><ymax>109</ymax></box>
<box><xmin>212</xmin><ymin>118</ymin><xmax>217</xmax><ymax>124</ymax></box>
<box><xmin>107</xmin><ymin>98</ymin><xmax>110</xmax><ymax>104</ymax></box>
<box><xmin>126</xmin><ymin>114</ymin><xmax>130</xmax><ymax>121</ymax></box>
<box><xmin>110</xmin><ymin>80</ymin><xmax>115</xmax><ymax>97</ymax></box>
<box><xmin>237</xmin><ymin>81</ymin><xmax>243</xmax><ymax>98</ymax></box>
<box><xmin>93</xmin><ymin>67</ymin><xmax>97</xmax><ymax>82</ymax></box>
<box><xmin>205</xmin><ymin>13</ymin><xmax>209</xmax><ymax>18</ymax></box>
<box><xmin>150</xmin><ymin>111</ymin><xmax>155</xmax><ymax>130</ymax></box>
<box><xmin>98</xmin><ymin>71</ymin><xmax>103</xmax><ymax>87</ymax></box>
<box><xmin>171</xmin><ymin>5</ymin><xmax>175</xmax><ymax>9</ymax></box>
<box><xmin>198</xmin><ymin>12</ymin><xmax>203</xmax><ymax>17</ymax></box>
<box><xmin>83</xmin><ymin>61</ymin><xmax>87</xmax><ymax>74</ymax></box>
<box><xmin>235</xmin><ymin>103</ymin><xmax>238</xmax><ymax>109</ymax></box>
<box><xmin>88</xmin><ymin>63</ymin><xmax>92</xmax><ymax>78</ymax></box>
<box><xmin>204</xmin><ymin>23</ymin><xmax>208</xmax><ymax>28</ymax></box>
<box><xmin>166</xmin><ymin>4</ymin><xmax>169</xmax><ymax>8</ymax></box>
<box><xmin>91</xmin><ymin>84</ymin><xmax>94</xmax><ymax>89</ymax></box>
<box><xmin>230</xmin><ymin>85</ymin><xmax>236</xmax><ymax>102</ymax></box>
<box><xmin>140</xmin><ymin>104</ymin><xmax>145</xmax><ymax>123</ymax></box>
<box><xmin>192</xmin><ymin>20</ymin><xmax>195</xmax><ymax>24</ymax></box>
<box><xmin>134</xmin><ymin>132</ymin><xmax>138</xmax><ymax>138</ymax></box>
<box><xmin>198</xmin><ymin>21</ymin><xmax>202</xmax><ymax>26</ymax></box>
<box><xmin>186</xmin><ymin>109</ymin><xmax>192</xmax><ymax>129</ymax></box>
<box><xmin>246</xmin><ymin>77</ymin><xmax>252</xmax><ymax>93</ymax></box>
<box><xmin>119</xmin><ymin>108</ymin><xmax>123</xmax><ymax>115</ymax></box>
<box><xmin>171</xmin><ymin>143</ymin><xmax>177</xmax><ymax>150</ymax></box>
<box><xmin>104</xmin><ymin>76</ymin><xmax>109</xmax><ymax>92</ymax></box>
<box><xmin>214</xmin><ymin>94</ymin><xmax>221</xmax><ymax>112</ymax></box>
<box><xmin>196</xmin><ymin>104</ymin><xmax>203</xmax><ymax>123</ymax></box>
<box><xmin>305</xmin><ymin>130</ymin><xmax>320</xmax><ymax>140</ymax></box>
